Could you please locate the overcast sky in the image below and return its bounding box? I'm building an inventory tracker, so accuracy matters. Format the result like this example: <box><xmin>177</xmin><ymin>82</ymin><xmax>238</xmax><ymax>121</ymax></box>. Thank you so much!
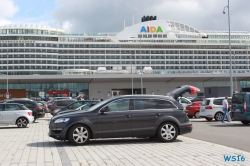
<box><xmin>0</xmin><ymin>0</ymin><xmax>249</xmax><ymax>33</ymax></box>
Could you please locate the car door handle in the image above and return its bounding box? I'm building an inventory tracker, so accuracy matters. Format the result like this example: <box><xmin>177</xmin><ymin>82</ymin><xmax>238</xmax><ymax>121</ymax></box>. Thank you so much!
<box><xmin>125</xmin><ymin>115</ymin><xmax>130</xmax><ymax>118</ymax></box>
<box><xmin>14</xmin><ymin>113</ymin><xmax>19</xmax><ymax>115</ymax></box>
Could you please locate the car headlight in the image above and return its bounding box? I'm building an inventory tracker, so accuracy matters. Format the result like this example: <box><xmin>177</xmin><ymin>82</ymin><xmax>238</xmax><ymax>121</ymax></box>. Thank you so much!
<box><xmin>54</xmin><ymin>118</ymin><xmax>70</xmax><ymax>123</ymax></box>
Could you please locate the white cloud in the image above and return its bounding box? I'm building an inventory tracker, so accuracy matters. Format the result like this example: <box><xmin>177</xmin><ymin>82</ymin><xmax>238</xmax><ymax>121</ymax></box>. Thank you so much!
<box><xmin>51</xmin><ymin>0</ymin><xmax>250</xmax><ymax>33</ymax></box>
<box><xmin>0</xmin><ymin>0</ymin><xmax>18</xmax><ymax>25</ymax></box>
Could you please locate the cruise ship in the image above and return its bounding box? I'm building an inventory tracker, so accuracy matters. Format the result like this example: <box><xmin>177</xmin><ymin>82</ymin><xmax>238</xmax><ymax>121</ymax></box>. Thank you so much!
<box><xmin>0</xmin><ymin>17</ymin><xmax>250</xmax><ymax>100</ymax></box>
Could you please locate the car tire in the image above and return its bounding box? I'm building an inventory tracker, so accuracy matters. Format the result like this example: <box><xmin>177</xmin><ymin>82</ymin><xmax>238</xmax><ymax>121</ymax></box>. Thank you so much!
<box><xmin>68</xmin><ymin>124</ymin><xmax>90</xmax><ymax>145</ymax></box>
<box><xmin>194</xmin><ymin>111</ymin><xmax>200</xmax><ymax>118</ymax></box>
<box><xmin>214</xmin><ymin>112</ymin><xmax>223</xmax><ymax>121</ymax></box>
<box><xmin>205</xmin><ymin>118</ymin><xmax>213</xmax><ymax>121</ymax></box>
<box><xmin>241</xmin><ymin>121</ymin><xmax>250</xmax><ymax>125</ymax></box>
<box><xmin>188</xmin><ymin>115</ymin><xmax>193</xmax><ymax>118</ymax></box>
<box><xmin>16</xmin><ymin>118</ymin><xmax>28</xmax><ymax>128</ymax></box>
<box><xmin>157</xmin><ymin>122</ymin><xmax>178</xmax><ymax>142</ymax></box>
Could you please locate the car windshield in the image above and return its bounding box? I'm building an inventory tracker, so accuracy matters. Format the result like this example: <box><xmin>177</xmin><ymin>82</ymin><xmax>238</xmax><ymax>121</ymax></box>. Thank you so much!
<box><xmin>232</xmin><ymin>94</ymin><xmax>244</xmax><ymax>104</ymax></box>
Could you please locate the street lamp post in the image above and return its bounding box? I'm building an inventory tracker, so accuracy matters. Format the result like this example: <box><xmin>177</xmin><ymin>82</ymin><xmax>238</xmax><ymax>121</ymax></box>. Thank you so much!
<box><xmin>140</xmin><ymin>37</ymin><xmax>143</xmax><ymax>95</ymax></box>
<box><xmin>223</xmin><ymin>0</ymin><xmax>233</xmax><ymax>96</ymax></box>
<box><xmin>6</xmin><ymin>53</ymin><xmax>9</xmax><ymax>99</ymax></box>
<box><xmin>234</xmin><ymin>53</ymin><xmax>237</xmax><ymax>92</ymax></box>
<box><xmin>131</xmin><ymin>54</ymin><xmax>134</xmax><ymax>95</ymax></box>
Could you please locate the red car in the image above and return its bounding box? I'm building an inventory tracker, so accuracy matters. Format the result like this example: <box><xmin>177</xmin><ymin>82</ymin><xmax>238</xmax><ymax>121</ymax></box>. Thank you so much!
<box><xmin>185</xmin><ymin>101</ymin><xmax>202</xmax><ymax>118</ymax></box>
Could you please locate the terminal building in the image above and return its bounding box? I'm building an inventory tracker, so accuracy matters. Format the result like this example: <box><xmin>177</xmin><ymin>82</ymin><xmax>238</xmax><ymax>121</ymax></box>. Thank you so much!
<box><xmin>0</xmin><ymin>16</ymin><xmax>250</xmax><ymax>100</ymax></box>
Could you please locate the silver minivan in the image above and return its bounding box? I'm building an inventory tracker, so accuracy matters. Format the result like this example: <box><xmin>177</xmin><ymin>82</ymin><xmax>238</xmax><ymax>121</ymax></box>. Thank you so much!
<box><xmin>0</xmin><ymin>103</ymin><xmax>34</xmax><ymax>128</ymax></box>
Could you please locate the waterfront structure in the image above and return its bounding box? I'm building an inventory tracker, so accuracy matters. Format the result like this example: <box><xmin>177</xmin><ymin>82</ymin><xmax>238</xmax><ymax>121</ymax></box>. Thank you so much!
<box><xmin>0</xmin><ymin>20</ymin><xmax>250</xmax><ymax>99</ymax></box>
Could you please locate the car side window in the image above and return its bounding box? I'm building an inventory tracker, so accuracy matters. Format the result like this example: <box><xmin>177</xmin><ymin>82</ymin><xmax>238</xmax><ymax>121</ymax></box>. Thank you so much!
<box><xmin>106</xmin><ymin>99</ymin><xmax>130</xmax><ymax>112</ymax></box>
<box><xmin>213</xmin><ymin>99</ymin><xmax>223</xmax><ymax>105</ymax></box>
<box><xmin>5</xmin><ymin>104</ymin><xmax>18</xmax><ymax>111</ymax></box>
<box><xmin>0</xmin><ymin>104</ymin><xmax>4</xmax><ymax>111</ymax></box>
<box><xmin>134</xmin><ymin>99</ymin><xmax>157</xmax><ymax>110</ymax></box>
<box><xmin>156</xmin><ymin>100</ymin><xmax>176</xmax><ymax>109</ymax></box>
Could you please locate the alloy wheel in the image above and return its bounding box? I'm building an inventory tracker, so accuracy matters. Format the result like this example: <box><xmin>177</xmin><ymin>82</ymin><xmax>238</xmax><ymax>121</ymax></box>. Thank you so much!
<box><xmin>72</xmin><ymin>126</ymin><xmax>89</xmax><ymax>144</ymax></box>
<box><xmin>17</xmin><ymin>118</ymin><xmax>28</xmax><ymax>128</ymax></box>
<box><xmin>160</xmin><ymin>124</ymin><xmax>177</xmax><ymax>141</ymax></box>
<box><xmin>215</xmin><ymin>112</ymin><xmax>223</xmax><ymax>121</ymax></box>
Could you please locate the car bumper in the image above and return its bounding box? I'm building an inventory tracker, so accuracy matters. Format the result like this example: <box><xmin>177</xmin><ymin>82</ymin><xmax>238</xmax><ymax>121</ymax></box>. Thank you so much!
<box><xmin>185</xmin><ymin>109</ymin><xmax>194</xmax><ymax>116</ymax></box>
<box><xmin>231</xmin><ymin>112</ymin><xmax>249</xmax><ymax>121</ymax></box>
<box><xmin>28</xmin><ymin>116</ymin><xmax>34</xmax><ymax>124</ymax></box>
<box><xmin>48</xmin><ymin>121</ymin><xmax>68</xmax><ymax>140</ymax></box>
<box><xmin>37</xmin><ymin>112</ymin><xmax>45</xmax><ymax>118</ymax></box>
<box><xmin>179</xmin><ymin>122</ymin><xmax>193</xmax><ymax>135</ymax></box>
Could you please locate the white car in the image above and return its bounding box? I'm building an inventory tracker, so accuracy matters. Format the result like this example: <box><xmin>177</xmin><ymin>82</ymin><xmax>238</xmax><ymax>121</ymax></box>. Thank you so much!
<box><xmin>177</xmin><ymin>97</ymin><xmax>192</xmax><ymax>109</ymax></box>
<box><xmin>0</xmin><ymin>103</ymin><xmax>34</xmax><ymax>127</ymax></box>
<box><xmin>199</xmin><ymin>97</ymin><xmax>232</xmax><ymax>121</ymax></box>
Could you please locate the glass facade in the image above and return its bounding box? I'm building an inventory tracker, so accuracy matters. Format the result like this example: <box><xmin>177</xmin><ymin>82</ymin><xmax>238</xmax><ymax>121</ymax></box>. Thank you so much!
<box><xmin>0</xmin><ymin>83</ymin><xmax>89</xmax><ymax>100</ymax></box>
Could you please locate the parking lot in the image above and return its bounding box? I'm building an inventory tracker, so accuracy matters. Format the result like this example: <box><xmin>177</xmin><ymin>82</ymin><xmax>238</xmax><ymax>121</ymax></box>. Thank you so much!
<box><xmin>0</xmin><ymin>114</ymin><xmax>250</xmax><ymax>166</ymax></box>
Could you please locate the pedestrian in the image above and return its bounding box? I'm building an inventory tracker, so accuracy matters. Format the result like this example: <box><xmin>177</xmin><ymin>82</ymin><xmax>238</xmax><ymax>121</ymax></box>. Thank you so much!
<box><xmin>221</xmin><ymin>96</ymin><xmax>230</xmax><ymax>123</ymax></box>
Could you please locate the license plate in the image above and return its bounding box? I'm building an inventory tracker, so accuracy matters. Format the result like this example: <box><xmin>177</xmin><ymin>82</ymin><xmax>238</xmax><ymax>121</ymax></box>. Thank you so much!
<box><xmin>201</xmin><ymin>109</ymin><xmax>205</xmax><ymax>112</ymax></box>
<box><xmin>234</xmin><ymin>109</ymin><xmax>241</xmax><ymax>112</ymax></box>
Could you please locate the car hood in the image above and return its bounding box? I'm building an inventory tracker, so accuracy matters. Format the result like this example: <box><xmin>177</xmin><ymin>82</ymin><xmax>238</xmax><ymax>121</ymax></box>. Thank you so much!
<box><xmin>166</xmin><ymin>85</ymin><xmax>200</xmax><ymax>100</ymax></box>
<box><xmin>52</xmin><ymin>109</ymin><xmax>90</xmax><ymax>119</ymax></box>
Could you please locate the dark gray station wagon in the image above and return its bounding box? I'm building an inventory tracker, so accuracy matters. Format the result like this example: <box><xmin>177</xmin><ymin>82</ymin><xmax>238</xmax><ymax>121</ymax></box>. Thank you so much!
<box><xmin>49</xmin><ymin>95</ymin><xmax>193</xmax><ymax>145</ymax></box>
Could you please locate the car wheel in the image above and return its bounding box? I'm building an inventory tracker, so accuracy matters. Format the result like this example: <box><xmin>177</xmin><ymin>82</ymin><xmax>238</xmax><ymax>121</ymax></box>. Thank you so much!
<box><xmin>157</xmin><ymin>122</ymin><xmax>178</xmax><ymax>142</ymax></box>
<box><xmin>194</xmin><ymin>111</ymin><xmax>200</xmax><ymax>118</ymax></box>
<box><xmin>241</xmin><ymin>121</ymin><xmax>250</xmax><ymax>125</ymax></box>
<box><xmin>188</xmin><ymin>115</ymin><xmax>193</xmax><ymax>118</ymax></box>
<box><xmin>68</xmin><ymin>124</ymin><xmax>90</xmax><ymax>145</ymax></box>
<box><xmin>17</xmin><ymin>118</ymin><xmax>28</xmax><ymax>128</ymax></box>
<box><xmin>205</xmin><ymin>118</ymin><xmax>213</xmax><ymax>121</ymax></box>
<box><xmin>214</xmin><ymin>112</ymin><xmax>223</xmax><ymax>121</ymax></box>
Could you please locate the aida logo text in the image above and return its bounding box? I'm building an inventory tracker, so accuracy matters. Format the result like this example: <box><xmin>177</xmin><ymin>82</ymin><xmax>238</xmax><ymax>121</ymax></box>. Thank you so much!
<box><xmin>140</xmin><ymin>26</ymin><xmax>163</xmax><ymax>33</ymax></box>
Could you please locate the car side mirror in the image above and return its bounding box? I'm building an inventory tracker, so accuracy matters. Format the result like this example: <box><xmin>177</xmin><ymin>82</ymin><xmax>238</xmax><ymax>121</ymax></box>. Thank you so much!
<box><xmin>100</xmin><ymin>106</ymin><xmax>109</xmax><ymax>114</ymax></box>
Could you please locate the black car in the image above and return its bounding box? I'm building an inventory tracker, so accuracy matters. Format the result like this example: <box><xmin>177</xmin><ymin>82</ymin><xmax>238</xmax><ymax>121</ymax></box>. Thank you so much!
<box><xmin>49</xmin><ymin>94</ymin><xmax>193</xmax><ymax>145</ymax></box>
<box><xmin>52</xmin><ymin>100</ymin><xmax>99</xmax><ymax>116</ymax></box>
<box><xmin>4</xmin><ymin>98</ymin><xmax>45</xmax><ymax>122</ymax></box>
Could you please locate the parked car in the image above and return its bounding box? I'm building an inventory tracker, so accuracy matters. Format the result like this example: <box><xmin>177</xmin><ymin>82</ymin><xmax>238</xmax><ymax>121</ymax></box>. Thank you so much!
<box><xmin>49</xmin><ymin>95</ymin><xmax>193</xmax><ymax>145</ymax></box>
<box><xmin>185</xmin><ymin>101</ymin><xmax>202</xmax><ymax>118</ymax></box>
<box><xmin>3</xmin><ymin>98</ymin><xmax>45</xmax><ymax>122</ymax></box>
<box><xmin>199</xmin><ymin>97</ymin><xmax>232</xmax><ymax>121</ymax></box>
<box><xmin>231</xmin><ymin>92</ymin><xmax>250</xmax><ymax>125</ymax></box>
<box><xmin>177</xmin><ymin>97</ymin><xmax>192</xmax><ymax>110</ymax></box>
<box><xmin>0</xmin><ymin>103</ymin><xmax>34</xmax><ymax>127</ymax></box>
<box><xmin>53</xmin><ymin>100</ymin><xmax>99</xmax><ymax>116</ymax></box>
<box><xmin>37</xmin><ymin>101</ymin><xmax>49</xmax><ymax>113</ymax></box>
<box><xmin>50</xmin><ymin>99</ymin><xmax>76</xmax><ymax>115</ymax></box>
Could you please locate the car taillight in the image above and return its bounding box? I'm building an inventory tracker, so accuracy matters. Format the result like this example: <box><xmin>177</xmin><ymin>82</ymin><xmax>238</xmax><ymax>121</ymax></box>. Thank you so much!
<box><xmin>28</xmin><ymin>111</ymin><xmax>32</xmax><ymax>116</ymax></box>
<box><xmin>36</xmin><ymin>106</ymin><xmax>43</xmax><ymax>110</ymax></box>
<box><xmin>51</xmin><ymin>106</ymin><xmax>55</xmax><ymax>111</ymax></box>
<box><xmin>205</xmin><ymin>106</ymin><xmax>212</xmax><ymax>109</ymax></box>
<box><xmin>45</xmin><ymin>105</ymin><xmax>48</xmax><ymax>108</ymax></box>
<box><xmin>244</xmin><ymin>100</ymin><xmax>247</xmax><ymax>111</ymax></box>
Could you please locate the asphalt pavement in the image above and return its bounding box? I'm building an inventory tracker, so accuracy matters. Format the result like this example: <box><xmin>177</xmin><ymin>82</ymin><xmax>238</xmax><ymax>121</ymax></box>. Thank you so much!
<box><xmin>185</xmin><ymin>118</ymin><xmax>250</xmax><ymax>153</ymax></box>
